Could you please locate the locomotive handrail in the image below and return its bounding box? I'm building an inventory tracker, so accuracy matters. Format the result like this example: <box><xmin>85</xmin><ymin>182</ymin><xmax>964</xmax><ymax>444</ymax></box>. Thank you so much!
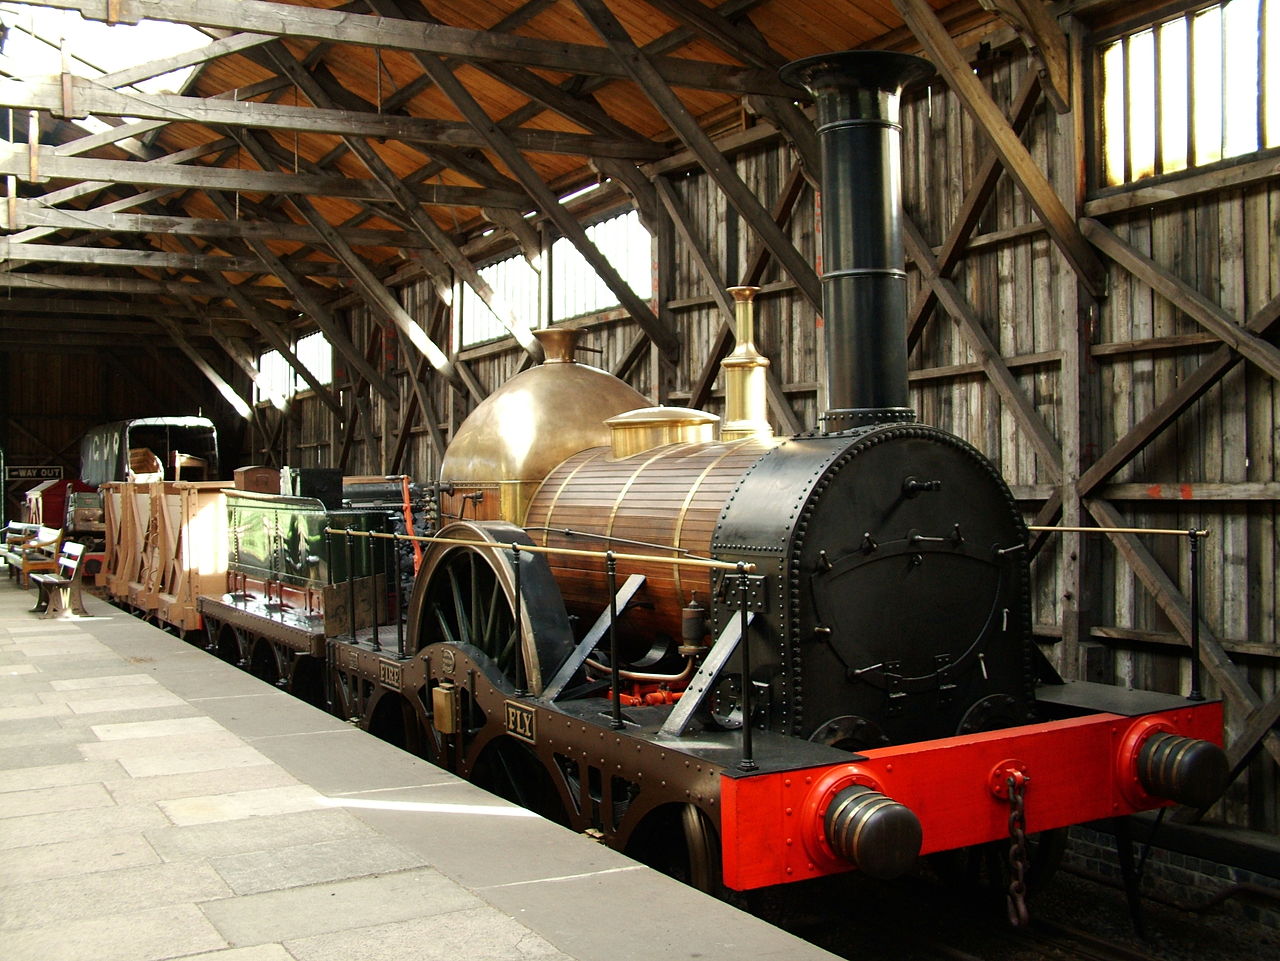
<box><xmin>1029</xmin><ymin>525</ymin><xmax>1209</xmax><ymax>537</ymax></box>
<box><xmin>1028</xmin><ymin>525</ymin><xmax>1209</xmax><ymax>702</ymax></box>
<box><xmin>324</xmin><ymin>527</ymin><xmax>757</xmax><ymax>573</ymax></box>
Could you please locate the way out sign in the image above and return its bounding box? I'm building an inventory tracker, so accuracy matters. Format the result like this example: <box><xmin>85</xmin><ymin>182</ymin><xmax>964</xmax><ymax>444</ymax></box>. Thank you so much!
<box><xmin>4</xmin><ymin>466</ymin><xmax>63</xmax><ymax>482</ymax></box>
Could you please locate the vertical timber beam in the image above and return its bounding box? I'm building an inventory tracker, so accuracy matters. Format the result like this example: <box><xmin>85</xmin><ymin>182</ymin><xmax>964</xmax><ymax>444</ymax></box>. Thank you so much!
<box><xmin>1055</xmin><ymin>17</ymin><xmax>1099</xmax><ymax>682</ymax></box>
<box><xmin>892</xmin><ymin>0</ymin><xmax>1106</xmax><ymax>298</ymax></box>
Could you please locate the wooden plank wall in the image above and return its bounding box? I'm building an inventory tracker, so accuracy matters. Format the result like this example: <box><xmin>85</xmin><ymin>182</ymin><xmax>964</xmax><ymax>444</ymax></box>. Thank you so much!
<box><xmin>261</xmin><ymin>43</ymin><xmax>1277</xmax><ymax>835</ymax></box>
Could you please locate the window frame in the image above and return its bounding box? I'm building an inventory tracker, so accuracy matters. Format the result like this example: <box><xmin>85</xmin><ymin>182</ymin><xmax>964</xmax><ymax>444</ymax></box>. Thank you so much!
<box><xmin>1086</xmin><ymin>0</ymin><xmax>1279</xmax><ymax>196</ymax></box>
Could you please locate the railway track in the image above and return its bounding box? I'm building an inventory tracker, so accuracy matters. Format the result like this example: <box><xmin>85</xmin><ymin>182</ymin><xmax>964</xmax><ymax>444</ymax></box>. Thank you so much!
<box><xmin>774</xmin><ymin>866</ymin><xmax>1278</xmax><ymax>961</ymax></box>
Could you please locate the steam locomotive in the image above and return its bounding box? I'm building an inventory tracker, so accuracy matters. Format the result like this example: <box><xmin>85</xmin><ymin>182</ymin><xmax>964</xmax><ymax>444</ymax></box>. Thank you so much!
<box><xmin>188</xmin><ymin>51</ymin><xmax>1225</xmax><ymax>903</ymax></box>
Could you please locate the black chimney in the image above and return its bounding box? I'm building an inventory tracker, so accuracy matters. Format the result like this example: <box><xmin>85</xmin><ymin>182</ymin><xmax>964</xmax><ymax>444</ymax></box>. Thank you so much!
<box><xmin>780</xmin><ymin>51</ymin><xmax>934</xmax><ymax>431</ymax></box>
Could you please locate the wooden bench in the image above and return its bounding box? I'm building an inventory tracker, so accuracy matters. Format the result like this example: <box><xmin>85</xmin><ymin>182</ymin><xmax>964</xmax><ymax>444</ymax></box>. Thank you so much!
<box><xmin>3</xmin><ymin>525</ymin><xmax>63</xmax><ymax>588</ymax></box>
<box><xmin>3</xmin><ymin>521</ymin><xmax>40</xmax><ymax>551</ymax></box>
<box><xmin>30</xmin><ymin>541</ymin><xmax>89</xmax><ymax>618</ymax></box>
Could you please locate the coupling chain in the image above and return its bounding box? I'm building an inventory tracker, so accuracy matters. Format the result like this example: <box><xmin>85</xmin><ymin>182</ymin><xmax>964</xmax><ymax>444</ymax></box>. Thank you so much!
<box><xmin>1005</xmin><ymin>773</ymin><xmax>1030</xmax><ymax>927</ymax></box>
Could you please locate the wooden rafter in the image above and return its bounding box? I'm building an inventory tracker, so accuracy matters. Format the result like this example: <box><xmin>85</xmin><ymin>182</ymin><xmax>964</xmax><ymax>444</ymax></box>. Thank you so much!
<box><xmin>9</xmin><ymin>204</ymin><xmax>433</xmax><ymax>249</ymax></box>
<box><xmin>0</xmin><ymin>77</ymin><xmax>667</xmax><ymax>160</ymax></box>
<box><xmin>976</xmin><ymin>0</ymin><xmax>1070</xmax><ymax>113</ymax></box>
<box><xmin>0</xmin><ymin>146</ymin><xmax>526</xmax><ymax>209</ymax></box>
<box><xmin>251</xmin><ymin>48</ymin><xmax>535</xmax><ymax>384</ymax></box>
<box><xmin>37</xmin><ymin>0</ymin><xmax>793</xmax><ymax>95</ymax></box>
<box><xmin>573</xmin><ymin>0</ymin><xmax>823</xmax><ymax>314</ymax></box>
<box><xmin>201</xmin><ymin>191</ymin><xmax>401</xmax><ymax>404</ymax></box>
<box><xmin>212</xmin><ymin>276</ymin><xmax>347</xmax><ymax>421</ymax></box>
<box><xmin>344</xmin><ymin>8</ymin><xmax>679</xmax><ymax>363</ymax></box>
<box><xmin>152</xmin><ymin>317</ymin><xmax>253</xmax><ymax>419</ymax></box>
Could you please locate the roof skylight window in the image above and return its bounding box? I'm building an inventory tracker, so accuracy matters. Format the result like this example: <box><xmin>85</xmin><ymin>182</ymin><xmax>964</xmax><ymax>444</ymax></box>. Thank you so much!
<box><xmin>0</xmin><ymin>3</ymin><xmax>211</xmax><ymax>136</ymax></box>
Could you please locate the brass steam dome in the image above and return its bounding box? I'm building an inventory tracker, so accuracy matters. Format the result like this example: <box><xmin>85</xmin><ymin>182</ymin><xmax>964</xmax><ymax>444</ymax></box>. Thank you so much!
<box><xmin>440</xmin><ymin>328</ymin><xmax>649</xmax><ymax>523</ymax></box>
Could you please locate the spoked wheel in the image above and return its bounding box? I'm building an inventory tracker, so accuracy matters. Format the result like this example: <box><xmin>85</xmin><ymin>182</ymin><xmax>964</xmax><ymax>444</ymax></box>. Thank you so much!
<box><xmin>471</xmin><ymin>736</ymin><xmax>570</xmax><ymax>825</ymax></box>
<box><xmin>407</xmin><ymin>521</ymin><xmax>574</xmax><ymax>695</ymax></box>
<box><xmin>423</xmin><ymin>541</ymin><xmax>527</xmax><ymax>687</ymax></box>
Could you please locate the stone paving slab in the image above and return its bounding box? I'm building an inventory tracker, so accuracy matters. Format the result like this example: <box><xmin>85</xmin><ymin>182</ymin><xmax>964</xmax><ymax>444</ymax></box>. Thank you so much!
<box><xmin>145</xmin><ymin>807</ymin><xmax>376</xmax><ymax>862</ymax></box>
<box><xmin>5</xmin><ymin>903</ymin><xmax>228</xmax><ymax>961</ymax></box>
<box><xmin>201</xmin><ymin>868</ymin><xmax>484</xmax><ymax>946</ymax></box>
<box><xmin>1</xmin><ymin>860</ymin><xmax>233</xmax><ymax>928</ymax></box>
<box><xmin>0</xmin><ymin>799</ymin><xmax>174</xmax><ymax>848</ymax></box>
<box><xmin>0</xmin><ymin>756</ymin><xmax>126</xmax><ymax>792</ymax></box>
<box><xmin>0</xmin><ymin>831</ymin><xmax>161</xmax><ymax>886</ymax></box>
<box><xmin>211</xmin><ymin>835</ymin><xmax>430</xmax><ymax>895</ymax></box>
<box><xmin>0</xmin><ymin>577</ymin><xmax>843</xmax><ymax>961</ymax></box>
<box><xmin>0</xmin><ymin>779</ymin><xmax>117</xmax><ymax>820</ymax></box>
<box><xmin>104</xmin><ymin>760</ymin><xmax>300</xmax><ymax>806</ymax></box>
<box><xmin>283</xmin><ymin>907</ymin><xmax>572</xmax><ymax>961</ymax></box>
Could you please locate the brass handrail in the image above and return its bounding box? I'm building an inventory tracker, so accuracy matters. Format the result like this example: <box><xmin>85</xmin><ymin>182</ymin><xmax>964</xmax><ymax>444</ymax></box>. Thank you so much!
<box><xmin>324</xmin><ymin>527</ymin><xmax>755</xmax><ymax>573</ymax></box>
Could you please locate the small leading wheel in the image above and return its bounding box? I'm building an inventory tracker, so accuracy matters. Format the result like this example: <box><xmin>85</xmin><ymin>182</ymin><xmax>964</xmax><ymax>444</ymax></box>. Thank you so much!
<box><xmin>626</xmin><ymin>803</ymin><xmax>722</xmax><ymax>895</ymax></box>
<box><xmin>407</xmin><ymin>521</ymin><xmax>574</xmax><ymax>695</ymax></box>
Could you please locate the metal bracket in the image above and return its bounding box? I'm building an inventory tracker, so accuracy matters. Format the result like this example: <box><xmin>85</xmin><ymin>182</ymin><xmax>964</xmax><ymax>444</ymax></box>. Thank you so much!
<box><xmin>659</xmin><ymin>611</ymin><xmax>755</xmax><ymax>737</ymax></box>
<box><xmin>714</xmin><ymin>572</ymin><xmax>768</xmax><ymax>612</ymax></box>
<box><xmin>540</xmin><ymin>573</ymin><xmax>645</xmax><ymax>702</ymax></box>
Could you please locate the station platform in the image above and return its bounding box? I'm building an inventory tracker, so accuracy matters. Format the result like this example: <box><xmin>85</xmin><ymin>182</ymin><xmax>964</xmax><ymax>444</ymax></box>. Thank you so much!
<box><xmin>0</xmin><ymin>585</ymin><xmax>841</xmax><ymax>961</ymax></box>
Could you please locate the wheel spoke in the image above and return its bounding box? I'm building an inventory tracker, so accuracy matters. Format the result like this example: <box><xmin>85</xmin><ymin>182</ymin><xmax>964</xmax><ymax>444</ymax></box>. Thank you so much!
<box><xmin>497</xmin><ymin>626</ymin><xmax>520</xmax><ymax>672</ymax></box>
<box><xmin>431</xmin><ymin>602</ymin><xmax>460</xmax><ymax>647</ymax></box>
<box><xmin>446</xmin><ymin>561</ymin><xmax>471</xmax><ymax>642</ymax></box>
<box><xmin>469</xmin><ymin>553</ymin><xmax>481</xmax><ymax>649</ymax></box>
<box><xmin>480</xmin><ymin>573</ymin><xmax>500</xmax><ymax>648</ymax></box>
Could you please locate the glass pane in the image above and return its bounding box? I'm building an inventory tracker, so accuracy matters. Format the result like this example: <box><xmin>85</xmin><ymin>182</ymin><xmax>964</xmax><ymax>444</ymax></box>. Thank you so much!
<box><xmin>458</xmin><ymin>254</ymin><xmax>539</xmax><ymax>348</ymax></box>
<box><xmin>294</xmin><ymin>332</ymin><xmax>332</xmax><ymax>388</ymax></box>
<box><xmin>1193</xmin><ymin>5</ymin><xmax>1225</xmax><ymax>165</ymax></box>
<box><xmin>1223</xmin><ymin>0</ymin><xmax>1261</xmax><ymax>157</ymax></box>
<box><xmin>1159</xmin><ymin>17</ymin><xmax>1190</xmax><ymax>173</ymax></box>
<box><xmin>1101</xmin><ymin>40</ymin><xmax>1127</xmax><ymax>185</ymax></box>
<box><xmin>1128</xmin><ymin>29</ymin><xmax>1157</xmax><ymax>179</ymax></box>
<box><xmin>551</xmin><ymin>210</ymin><xmax>651</xmax><ymax>323</ymax></box>
<box><xmin>1264</xmin><ymin>0</ymin><xmax>1279</xmax><ymax>147</ymax></box>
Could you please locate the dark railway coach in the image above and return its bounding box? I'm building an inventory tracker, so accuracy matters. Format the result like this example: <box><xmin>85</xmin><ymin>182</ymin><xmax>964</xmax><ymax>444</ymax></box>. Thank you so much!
<box><xmin>191</xmin><ymin>51</ymin><xmax>1227</xmax><ymax>907</ymax></box>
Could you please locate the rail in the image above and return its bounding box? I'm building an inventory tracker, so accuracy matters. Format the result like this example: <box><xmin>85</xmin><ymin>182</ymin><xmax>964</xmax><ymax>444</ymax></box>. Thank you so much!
<box><xmin>1029</xmin><ymin>525</ymin><xmax>1210</xmax><ymax>701</ymax></box>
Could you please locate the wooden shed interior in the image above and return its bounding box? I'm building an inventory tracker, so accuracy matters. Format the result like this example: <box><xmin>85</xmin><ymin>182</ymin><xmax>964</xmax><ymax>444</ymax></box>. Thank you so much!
<box><xmin>0</xmin><ymin>0</ymin><xmax>1276</xmax><ymax>840</ymax></box>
